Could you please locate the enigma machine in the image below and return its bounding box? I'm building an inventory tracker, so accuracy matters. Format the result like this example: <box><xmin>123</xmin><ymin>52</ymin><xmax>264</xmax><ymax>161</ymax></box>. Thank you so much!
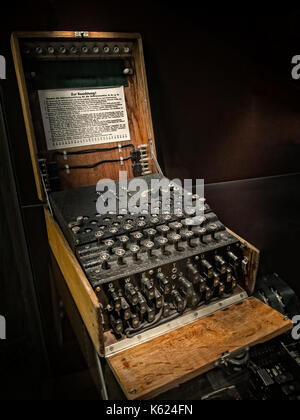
<box><xmin>11</xmin><ymin>31</ymin><xmax>292</xmax><ymax>400</ymax></box>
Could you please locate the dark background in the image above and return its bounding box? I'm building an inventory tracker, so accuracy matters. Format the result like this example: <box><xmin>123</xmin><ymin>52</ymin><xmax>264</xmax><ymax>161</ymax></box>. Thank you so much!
<box><xmin>0</xmin><ymin>1</ymin><xmax>300</xmax><ymax>399</ymax></box>
<box><xmin>2</xmin><ymin>2</ymin><xmax>300</xmax><ymax>198</ymax></box>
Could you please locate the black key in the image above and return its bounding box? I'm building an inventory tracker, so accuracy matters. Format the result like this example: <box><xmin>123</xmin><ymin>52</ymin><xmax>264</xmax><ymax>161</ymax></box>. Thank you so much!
<box><xmin>155</xmin><ymin>236</ymin><xmax>169</xmax><ymax>255</ymax></box>
<box><xmin>99</xmin><ymin>251</ymin><xmax>110</xmax><ymax>270</ymax></box>
<box><xmin>130</xmin><ymin>244</ymin><xmax>140</xmax><ymax>261</ymax></box>
<box><xmin>113</xmin><ymin>247</ymin><xmax>126</xmax><ymax>265</ymax></box>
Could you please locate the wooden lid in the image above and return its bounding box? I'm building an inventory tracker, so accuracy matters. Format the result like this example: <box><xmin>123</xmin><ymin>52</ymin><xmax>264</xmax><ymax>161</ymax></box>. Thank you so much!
<box><xmin>11</xmin><ymin>31</ymin><xmax>157</xmax><ymax>200</ymax></box>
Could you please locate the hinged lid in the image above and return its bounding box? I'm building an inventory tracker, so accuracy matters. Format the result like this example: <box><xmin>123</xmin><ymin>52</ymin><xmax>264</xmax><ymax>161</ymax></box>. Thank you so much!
<box><xmin>11</xmin><ymin>31</ymin><xmax>158</xmax><ymax>200</ymax></box>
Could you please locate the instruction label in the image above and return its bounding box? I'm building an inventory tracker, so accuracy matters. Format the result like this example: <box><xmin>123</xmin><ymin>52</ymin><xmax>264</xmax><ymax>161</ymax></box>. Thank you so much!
<box><xmin>38</xmin><ymin>86</ymin><xmax>131</xmax><ymax>150</ymax></box>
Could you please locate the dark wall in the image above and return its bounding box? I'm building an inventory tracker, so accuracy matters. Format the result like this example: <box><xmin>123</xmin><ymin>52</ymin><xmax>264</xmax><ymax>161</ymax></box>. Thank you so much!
<box><xmin>1</xmin><ymin>3</ymin><xmax>300</xmax><ymax>196</ymax></box>
<box><xmin>205</xmin><ymin>174</ymin><xmax>300</xmax><ymax>296</ymax></box>
<box><xmin>0</xmin><ymin>89</ymin><xmax>49</xmax><ymax>398</ymax></box>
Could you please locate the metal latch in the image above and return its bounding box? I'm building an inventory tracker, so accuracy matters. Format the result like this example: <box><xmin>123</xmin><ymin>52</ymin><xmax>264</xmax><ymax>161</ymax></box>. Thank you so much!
<box><xmin>215</xmin><ymin>346</ymin><xmax>250</xmax><ymax>373</ymax></box>
<box><xmin>242</xmin><ymin>257</ymin><xmax>249</xmax><ymax>275</ymax></box>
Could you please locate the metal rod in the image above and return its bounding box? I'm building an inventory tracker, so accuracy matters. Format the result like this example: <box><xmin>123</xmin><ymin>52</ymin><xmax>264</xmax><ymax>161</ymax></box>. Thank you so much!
<box><xmin>94</xmin><ymin>349</ymin><xmax>109</xmax><ymax>400</ymax></box>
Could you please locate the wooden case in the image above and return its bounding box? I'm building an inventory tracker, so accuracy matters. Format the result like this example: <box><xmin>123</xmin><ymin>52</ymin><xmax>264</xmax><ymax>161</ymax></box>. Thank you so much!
<box><xmin>11</xmin><ymin>31</ymin><xmax>292</xmax><ymax>400</ymax></box>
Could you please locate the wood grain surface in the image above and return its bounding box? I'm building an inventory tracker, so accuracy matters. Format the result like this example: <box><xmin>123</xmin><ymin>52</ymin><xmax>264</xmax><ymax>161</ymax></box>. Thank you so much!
<box><xmin>11</xmin><ymin>31</ymin><xmax>157</xmax><ymax>196</ymax></box>
<box><xmin>227</xmin><ymin>228</ymin><xmax>260</xmax><ymax>294</ymax></box>
<box><xmin>108</xmin><ymin>297</ymin><xmax>292</xmax><ymax>400</ymax></box>
<box><xmin>44</xmin><ymin>208</ymin><xmax>104</xmax><ymax>355</ymax></box>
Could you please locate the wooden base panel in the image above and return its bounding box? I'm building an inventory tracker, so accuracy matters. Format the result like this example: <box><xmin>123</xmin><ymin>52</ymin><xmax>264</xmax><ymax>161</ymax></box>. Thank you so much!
<box><xmin>108</xmin><ymin>297</ymin><xmax>292</xmax><ymax>400</ymax></box>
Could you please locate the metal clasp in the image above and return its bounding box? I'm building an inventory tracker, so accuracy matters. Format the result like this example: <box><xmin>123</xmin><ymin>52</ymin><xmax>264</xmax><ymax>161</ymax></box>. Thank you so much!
<box><xmin>215</xmin><ymin>346</ymin><xmax>250</xmax><ymax>374</ymax></box>
<box><xmin>242</xmin><ymin>257</ymin><xmax>249</xmax><ymax>275</ymax></box>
